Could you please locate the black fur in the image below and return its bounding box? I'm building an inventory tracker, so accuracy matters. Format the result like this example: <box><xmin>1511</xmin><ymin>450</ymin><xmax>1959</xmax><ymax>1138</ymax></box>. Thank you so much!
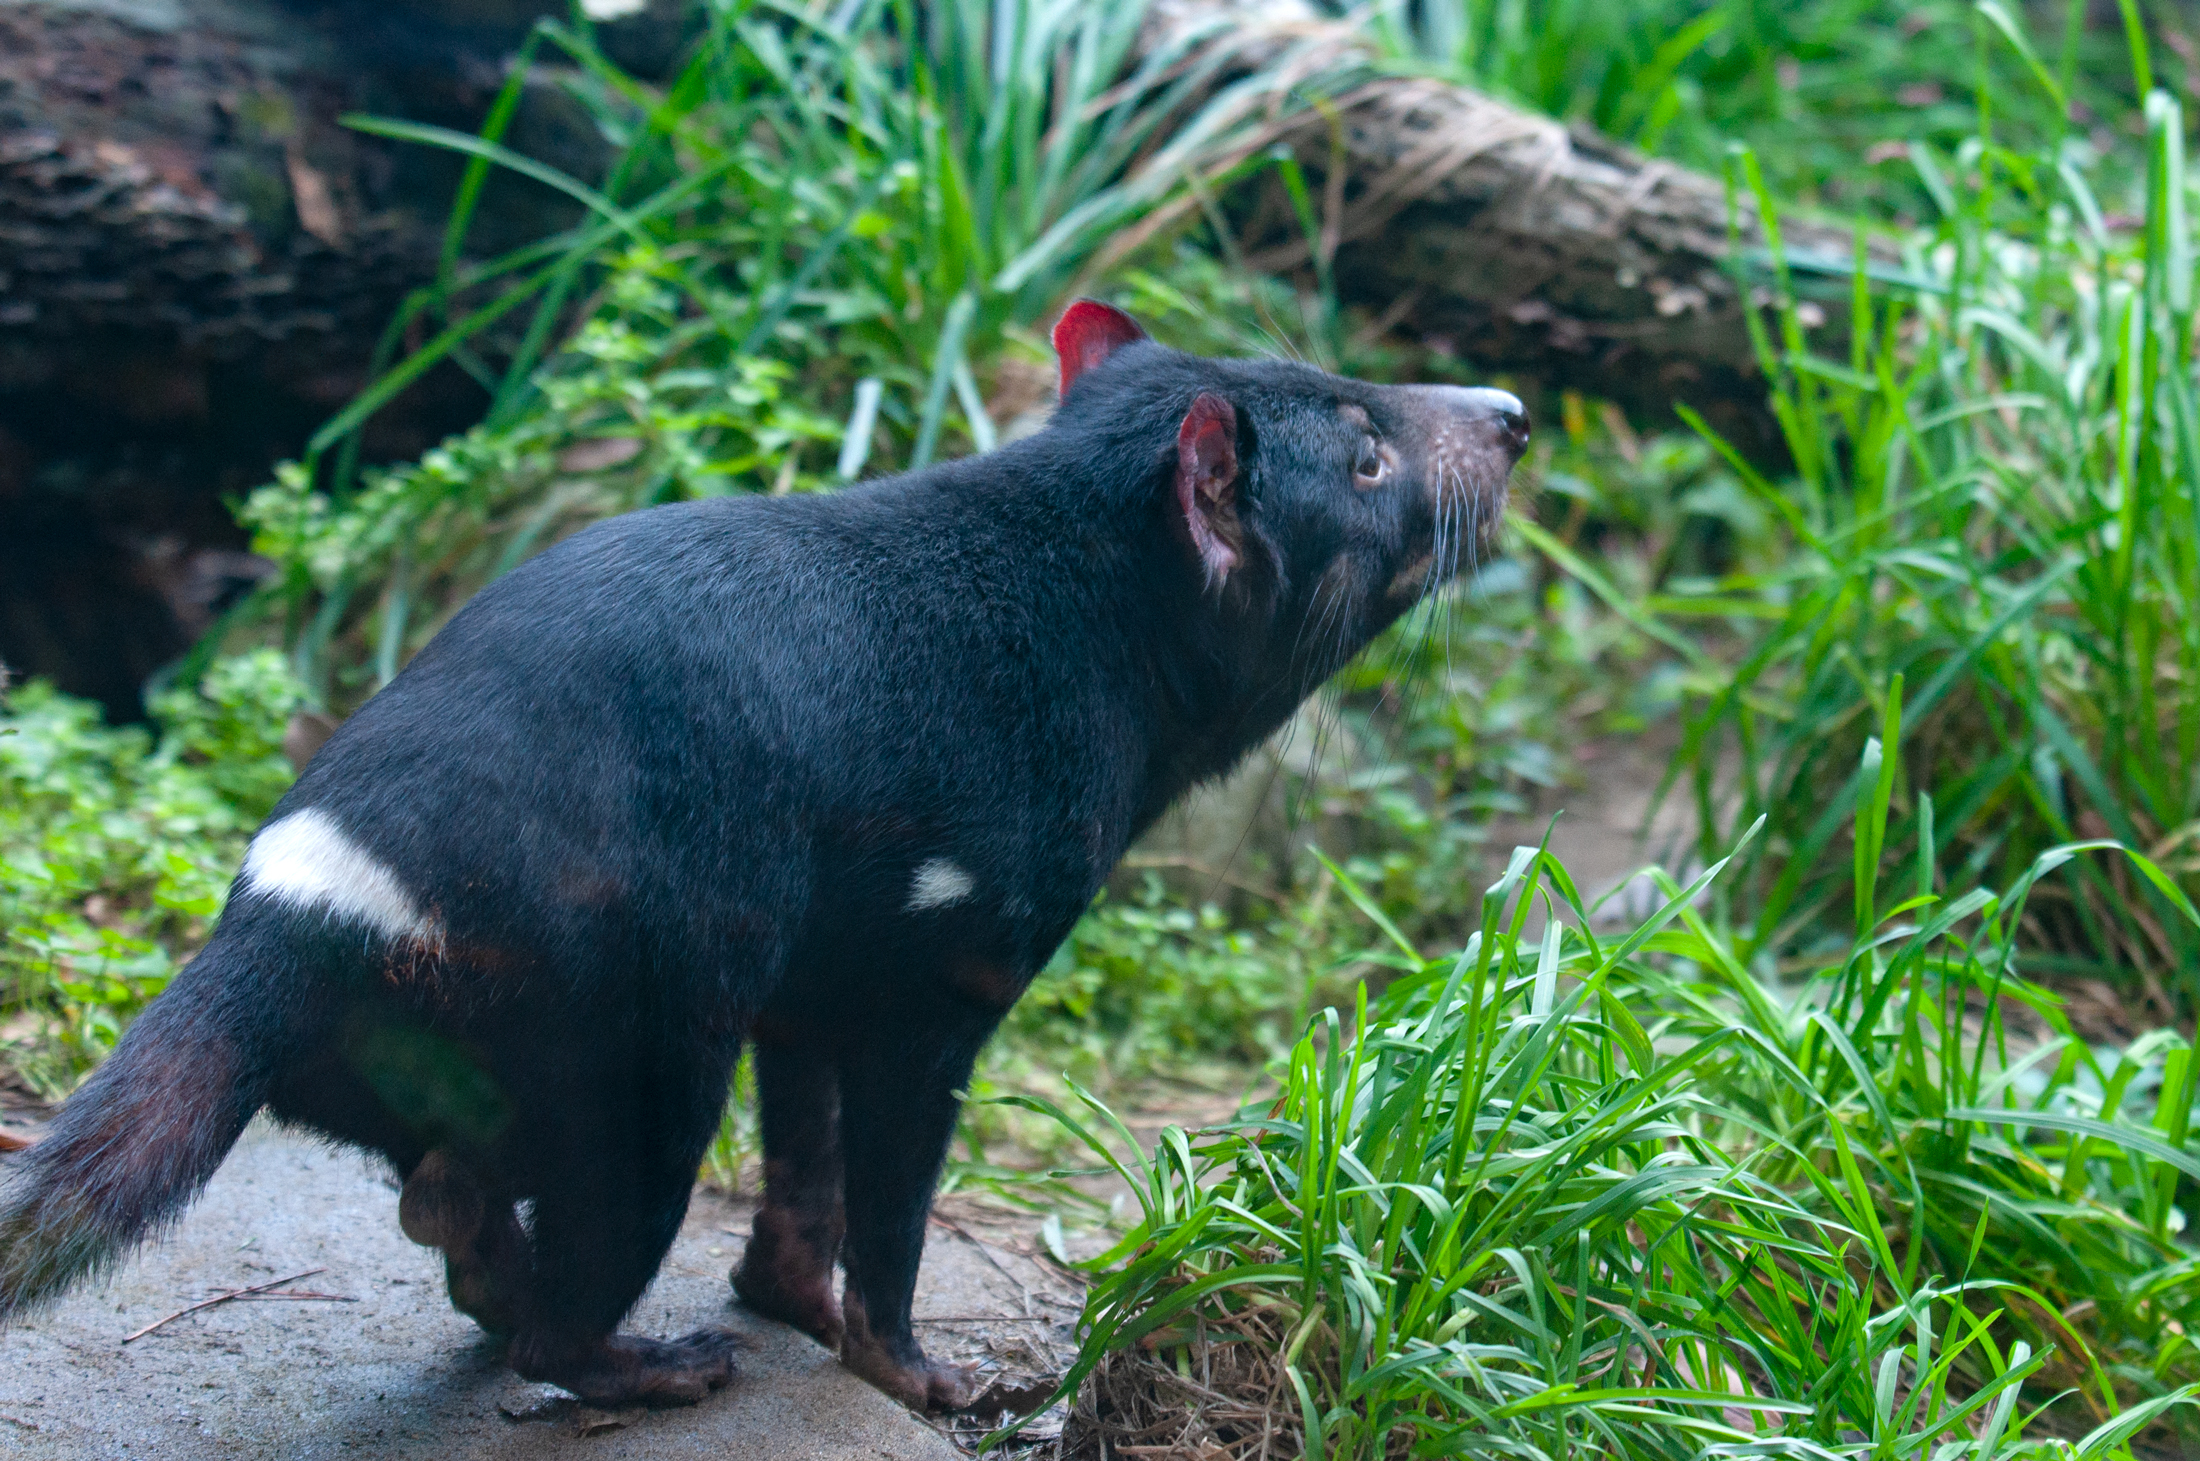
<box><xmin>0</xmin><ymin>317</ymin><xmax>1526</xmax><ymax>1409</ymax></box>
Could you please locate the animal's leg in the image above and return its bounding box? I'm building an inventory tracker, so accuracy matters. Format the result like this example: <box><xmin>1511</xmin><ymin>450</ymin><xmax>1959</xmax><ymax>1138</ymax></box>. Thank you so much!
<box><xmin>445</xmin><ymin>1203</ymin><xmax>530</xmax><ymax>1336</ymax></box>
<box><xmin>397</xmin><ymin>1149</ymin><xmax>529</xmax><ymax>1335</ymax></box>
<box><xmin>833</xmin><ymin>1015</ymin><xmax>989</xmax><ymax>1411</ymax></box>
<box><xmin>732</xmin><ymin>1038</ymin><xmax>845</xmax><ymax>1346</ymax></box>
<box><xmin>505</xmin><ymin>1096</ymin><xmax>739</xmax><ymax>1406</ymax></box>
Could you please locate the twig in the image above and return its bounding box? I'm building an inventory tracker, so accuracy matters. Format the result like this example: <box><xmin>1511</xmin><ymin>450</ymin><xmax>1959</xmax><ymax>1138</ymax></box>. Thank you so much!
<box><xmin>994</xmin><ymin>1236</ymin><xmax>1091</xmax><ymax>1289</ymax></box>
<box><xmin>914</xmin><ymin>1314</ymin><xmax>1057</xmax><ymax>1325</ymax></box>
<box><xmin>121</xmin><ymin>1268</ymin><xmax>340</xmax><ymax>1343</ymax></box>
<box><xmin>928</xmin><ymin>1212</ymin><xmax>1036</xmax><ymax>1314</ymax></box>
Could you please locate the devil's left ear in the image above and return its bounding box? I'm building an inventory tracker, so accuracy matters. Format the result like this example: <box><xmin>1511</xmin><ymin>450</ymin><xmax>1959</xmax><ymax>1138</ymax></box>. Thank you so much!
<box><xmin>1175</xmin><ymin>392</ymin><xmax>1240</xmax><ymax>587</ymax></box>
<box><xmin>1053</xmin><ymin>299</ymin><xmax>1148</xmax><ymax>398</ymax></box>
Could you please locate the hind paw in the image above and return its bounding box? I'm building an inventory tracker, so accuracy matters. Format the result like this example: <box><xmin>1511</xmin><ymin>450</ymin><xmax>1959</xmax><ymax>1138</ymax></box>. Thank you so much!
<box><xmin>445</xmin><ymin>1248</ymin><xmax>523</xmax><ymax>1337</ymax></box>
<box><xmin>400</xmin><ymin>1155</ymin><xmax>527</xmax><ymax>1337</ymax></box>
<box><xmin>732</xmin><ymin>1206</ymin><xmax>843</xmax><ymax>1348</ymax></box>
<box><xmin>399</xmin><ymin>1149</ymin><xmax>484</xmax><ymax>1249</ymax></box>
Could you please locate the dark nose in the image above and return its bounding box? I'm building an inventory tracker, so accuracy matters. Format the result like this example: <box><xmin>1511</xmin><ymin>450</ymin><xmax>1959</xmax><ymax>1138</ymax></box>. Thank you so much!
<box><xmin>1454</xmin><ymin>386</ymin><xmax>1530</xmax><ymax>457</ymax></box>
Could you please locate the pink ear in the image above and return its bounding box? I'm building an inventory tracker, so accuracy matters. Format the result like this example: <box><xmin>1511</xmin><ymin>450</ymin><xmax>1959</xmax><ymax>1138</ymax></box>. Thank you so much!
<box><xmin>1175</xmin><ymin>393</ymin><xmax>1240</xmax><ymax>586</ymax></box>
<box><xmin>1053</xmin><ymin>299</ymin><xmax>1149</xmax><ymax>398</ymax></box>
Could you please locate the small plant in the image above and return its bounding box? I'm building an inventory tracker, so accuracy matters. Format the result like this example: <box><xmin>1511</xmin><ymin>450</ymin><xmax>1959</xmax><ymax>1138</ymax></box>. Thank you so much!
<box><xmin>243</xmin><ymin>281</ymin><xmax>845</xmax><ymax>703</ymax></box>
<box><xmin>1021</xmin><ymin>730</ymin><xmax>2200</xmax><ymax>1455</ymax></box>
<box><xmin>0</xmin><ymin>654</ymin><xmax>303</xmax><ymax>1095</ymax></box>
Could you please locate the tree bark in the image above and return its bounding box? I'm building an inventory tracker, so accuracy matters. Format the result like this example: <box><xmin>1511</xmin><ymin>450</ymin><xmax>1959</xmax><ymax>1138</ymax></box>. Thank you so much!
<box><xmin>0</xmin><ymin>0</ymin><xmax>689</xmax><ymax>369</ymax></box>
<box><xmin>0</xmin><ymin>0</ymin><xmax>676</xmax><ymax>717</ymax></box>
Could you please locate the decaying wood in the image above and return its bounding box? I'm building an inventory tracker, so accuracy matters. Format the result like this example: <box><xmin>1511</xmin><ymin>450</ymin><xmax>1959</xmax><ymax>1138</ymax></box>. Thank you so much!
<box><xmin>1308</xmin><ymin>80</ymin><xmax>1856</xmax><ymax>451</ymax></box>
<box><xmin>0</xmin><ymin>7</ymin><xmax>415</xmax><ymax>369</ymax></box>
<box><xmin>0</xmin><ymin>0</ymin><xmax>682</xmax><ymax>370</ymax></box>
<box><xmin>1137</xmin><ymin>0</ymin><xmax>1882</xmax><ymax>450</ymax></box>
<box><xmin>0</xmin><ymin>0</ymin><xmax>670</xmax><ymax>715</ymax></box>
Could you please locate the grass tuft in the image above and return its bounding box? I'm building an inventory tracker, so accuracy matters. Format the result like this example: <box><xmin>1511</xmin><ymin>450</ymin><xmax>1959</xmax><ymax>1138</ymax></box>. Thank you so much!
<box><xmin>1026</xmin><ymin>734</ymin><xmax>2200</xmax><ymax>1454</ymax></box>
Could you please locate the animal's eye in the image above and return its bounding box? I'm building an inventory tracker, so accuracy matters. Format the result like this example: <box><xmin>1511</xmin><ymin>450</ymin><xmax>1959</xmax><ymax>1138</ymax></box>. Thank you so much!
<box><xmin>1353</xmin><ymin>435</ymin><xmax>1387</xmax><ymax>486</ymax></box>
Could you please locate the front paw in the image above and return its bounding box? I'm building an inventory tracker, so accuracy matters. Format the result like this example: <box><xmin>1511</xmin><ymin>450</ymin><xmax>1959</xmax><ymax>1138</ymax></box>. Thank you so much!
<box><xmin>511</xmin><ymin>1327</ymin><xmax>740</xmax><ymax>1408</ymax></box>
<box><xmin>841</xmin><ymin>1335</ymin><xmax>979</xmax><ymax>1411</ymax></box>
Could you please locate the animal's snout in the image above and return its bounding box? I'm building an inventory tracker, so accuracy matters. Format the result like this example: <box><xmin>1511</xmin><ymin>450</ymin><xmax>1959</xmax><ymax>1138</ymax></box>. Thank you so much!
<box><xmin>1443</xmin><ymin>386</ymin><xmax>1531</xmax><ymax>461</ymax></box>
<box><xmin>1379</xmin><ymin>381</ymin><xmax>1531</xmax><ymax>550</ymax></box>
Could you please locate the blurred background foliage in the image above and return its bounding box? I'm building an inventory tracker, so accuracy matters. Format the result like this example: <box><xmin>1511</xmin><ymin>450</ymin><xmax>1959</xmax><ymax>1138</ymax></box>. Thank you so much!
<box><xmin>1348</xmin><ymin>0</ymin><xmax>2180</xmax><ymax>216</ymax></box>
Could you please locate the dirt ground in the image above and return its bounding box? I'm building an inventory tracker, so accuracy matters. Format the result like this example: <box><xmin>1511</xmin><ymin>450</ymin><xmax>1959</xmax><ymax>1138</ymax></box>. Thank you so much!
<box><xmin>1491</xmin><ymin>727</ymin><xmax>1704</xmax><ymax>927</ymax></box>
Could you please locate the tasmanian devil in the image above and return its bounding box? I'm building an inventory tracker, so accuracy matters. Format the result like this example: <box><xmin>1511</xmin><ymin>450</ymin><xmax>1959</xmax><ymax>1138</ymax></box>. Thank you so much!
<box><xmin>0</xmin><ymin>302</ymin><xmax>1527</xmax><ymax>1410</ymax></box>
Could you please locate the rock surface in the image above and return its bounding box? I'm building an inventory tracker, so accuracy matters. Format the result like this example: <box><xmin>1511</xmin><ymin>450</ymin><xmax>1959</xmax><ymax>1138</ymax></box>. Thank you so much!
<box><xmin>0</xmin><ymin>1119</ymin><xmax>1053</xmax><ymax>1459</ymax></box>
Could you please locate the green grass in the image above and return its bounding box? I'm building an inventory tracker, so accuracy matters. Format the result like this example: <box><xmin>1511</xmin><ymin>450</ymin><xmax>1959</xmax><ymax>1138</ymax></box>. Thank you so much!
<box><xmin>1589</xmin><ymin>29</ymin><xmax>2200</xmax><ymax>994</ymax></box>
<box><xmin>1024</xmin><ymin>737</ymin><xmax>2200</xmax><ymax>1455</ymax></box>
<box><xmin>1352</xmin><ymin>0</ymin><xmax>2181</xmax><ymax>216</ymax></box>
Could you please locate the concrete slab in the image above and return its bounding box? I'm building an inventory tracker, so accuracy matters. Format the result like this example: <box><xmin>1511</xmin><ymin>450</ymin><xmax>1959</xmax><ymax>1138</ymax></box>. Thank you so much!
<box><xmin>0</xmin><ymin>1121</ymin><xmax>979</xmax><ymax>1459</ymax></box>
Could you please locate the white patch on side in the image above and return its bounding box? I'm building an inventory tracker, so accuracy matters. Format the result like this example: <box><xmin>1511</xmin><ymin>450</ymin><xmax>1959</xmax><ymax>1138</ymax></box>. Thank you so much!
<box><xmin>906</xmin><ymin>858</ymin><xmax>976</xmax><ymax>912</ymax></box>
<box><xmin>242</xmin><ymin>808</ymin><xmax>442</xmax><ymax>946</ymax></box>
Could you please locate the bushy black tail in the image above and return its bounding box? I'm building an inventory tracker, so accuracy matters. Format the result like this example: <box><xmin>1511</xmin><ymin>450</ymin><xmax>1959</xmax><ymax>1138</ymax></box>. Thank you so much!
<box><xmin>0</xmin><ymin>938</ymin><xmax>277</xmax><ymax>1322</ymax></box>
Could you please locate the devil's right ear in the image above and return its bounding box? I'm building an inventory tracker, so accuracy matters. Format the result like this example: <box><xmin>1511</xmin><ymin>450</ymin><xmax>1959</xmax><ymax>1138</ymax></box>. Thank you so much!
<box><xmin>1052</xmin><ymin>300</ymin><xmax>1149</xmax><ymax>399</ymax></box>
<box><xmin>1174</xmin><ymin>392</ymin><xmax>1241</xmax><ymax>588</ymax></box>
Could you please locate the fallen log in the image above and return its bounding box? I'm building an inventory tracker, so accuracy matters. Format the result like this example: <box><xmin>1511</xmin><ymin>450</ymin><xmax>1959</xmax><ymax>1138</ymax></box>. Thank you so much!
<box><xmin>0</xmin><ymin>0</ymin><xmax>679</xmax><ymax>716</ymax></box>
<box><xmin>1136</xmin><ymin>0</ymin><xmax>1880</xmax><ymax>454</ymax></box>
<box><xmin>0</xmin><ymin>0</ymin><xmax>690</xmax><ymax>366</ymax></box>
